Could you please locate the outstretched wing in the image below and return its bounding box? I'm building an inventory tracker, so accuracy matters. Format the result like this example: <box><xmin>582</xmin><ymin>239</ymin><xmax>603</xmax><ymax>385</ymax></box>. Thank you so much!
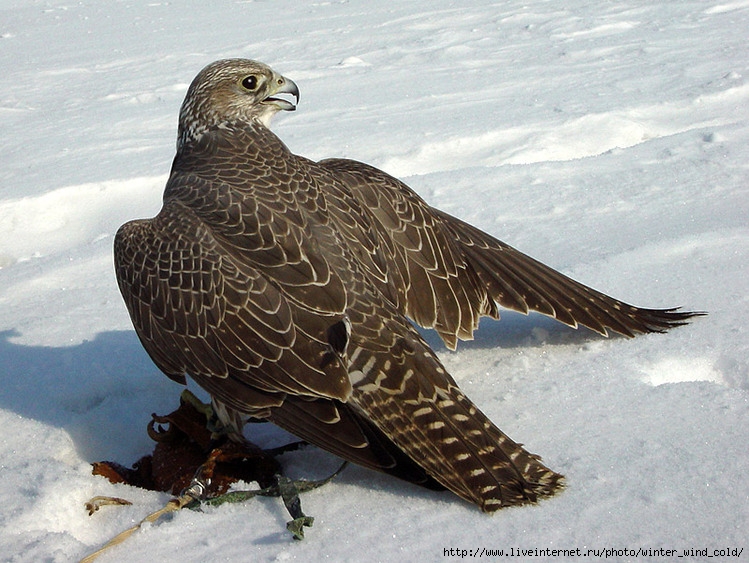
<box><xmin>319</xmin><ymin>158</ymin><xmax>698</xmax><ymax>349</ymax></box>
<box><xmin>434</xmin><ymin>209</ymin><xmax>697</xmax><ymax>336</ymax></box>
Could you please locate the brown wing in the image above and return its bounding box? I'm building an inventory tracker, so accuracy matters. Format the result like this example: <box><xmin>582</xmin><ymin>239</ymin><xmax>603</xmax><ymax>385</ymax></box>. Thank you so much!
<box><xmin>319</xmin><ymin>158</ymin><xmax>700</xmax><ymax>349</ymax></box>
<box><xmin>268</xmin><ymin>295</ymin><xmax>564</xmax><ymax>509</ymax></box>
<box><xmin>434</xmin><ymin>210</ymin><xmax>698</xmax><ymax>336</ymax></box>
<box><xmin>319</xmin><ymin>159</ymin><xmax>491</xmax><ymax>349</ymax></box>
<box><xmin>113</xmin><ymin>199</ymin><xmax>353</xmax><ymax>412</ymax></box>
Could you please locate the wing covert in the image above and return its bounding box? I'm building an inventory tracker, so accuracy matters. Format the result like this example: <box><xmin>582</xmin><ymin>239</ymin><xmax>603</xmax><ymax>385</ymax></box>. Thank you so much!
<box><xmin>114</xmin><ymin>200</ymin><xmax>353</xmax><ymax>409</ymax></box>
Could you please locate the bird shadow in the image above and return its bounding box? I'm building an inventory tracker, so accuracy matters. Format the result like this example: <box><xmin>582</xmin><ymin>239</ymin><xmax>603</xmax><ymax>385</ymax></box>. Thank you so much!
<box><xmin>0</xmin><ymin>317</ymin><xmax>606</xmax><ymax>541</ymax></box>
<box><xmin>417</xmin><ymin>309</ymin><xmax>607</xmax><ymax>353</ymax></box>
<box><xmin>0</xmin><ymin>329</ymin><xmax>179</xmax><ymax>463</ymax></box>
<box><xmin>0</xmin><ymin>314</ymin><xmax>602</xmax><ymax>460</ymax></box>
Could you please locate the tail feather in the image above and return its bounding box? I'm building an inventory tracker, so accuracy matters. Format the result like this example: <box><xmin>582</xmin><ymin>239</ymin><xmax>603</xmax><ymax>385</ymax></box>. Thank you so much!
<box><xmin>355</xmin><ymin>379</ymin><xmax>563</xmax><ymax>510</ymax></box>
<box><xmin>348</xmin><ymin>329</ymin><xmax>563</xmax><ymax>511</ymax></box>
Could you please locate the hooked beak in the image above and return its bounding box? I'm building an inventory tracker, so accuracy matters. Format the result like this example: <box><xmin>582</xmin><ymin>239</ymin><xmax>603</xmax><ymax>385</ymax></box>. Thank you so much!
<box><xmin>263</xmin><ymin>75</ymin><xmax>300</xmax><ymax>111</ymax></box>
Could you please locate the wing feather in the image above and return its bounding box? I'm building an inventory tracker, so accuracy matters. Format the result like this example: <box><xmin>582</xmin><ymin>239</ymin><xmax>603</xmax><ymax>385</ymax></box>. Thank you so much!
<box><xmin>318</xmin><ymin>157</ymin><xmax>699</xmax><ymax>348</ymax></box>
<box><xmin>114</xmin><ymin>198</ymin><xmax>353</xmax><ymax>406</ymax></box>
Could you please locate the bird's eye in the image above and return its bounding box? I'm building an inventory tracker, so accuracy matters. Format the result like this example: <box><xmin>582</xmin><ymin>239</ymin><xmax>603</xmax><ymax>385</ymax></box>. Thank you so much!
<box><xmin>241</xmin><ymin>75</ymin><xmax>258</xmax><ymax>91</ymax></box>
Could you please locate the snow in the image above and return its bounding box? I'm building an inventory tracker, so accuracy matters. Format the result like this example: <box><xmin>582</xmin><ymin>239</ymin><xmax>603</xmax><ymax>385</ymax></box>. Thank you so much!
<box><xmin>1</xmin><ymin>1</ymin><xmax>748</xmax><ymax>561</ymax></box>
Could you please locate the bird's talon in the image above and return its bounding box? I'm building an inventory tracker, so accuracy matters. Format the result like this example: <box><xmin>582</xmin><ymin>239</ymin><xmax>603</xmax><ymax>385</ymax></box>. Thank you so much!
<box><xmin>179</xmin><ymin>389</ymin><xmax>212</xmax><ymax>415</ymax></box>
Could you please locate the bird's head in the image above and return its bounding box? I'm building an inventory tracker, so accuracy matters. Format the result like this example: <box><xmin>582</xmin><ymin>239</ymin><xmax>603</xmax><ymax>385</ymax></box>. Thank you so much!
<box><xmin>177</xmin><ymin>59</ymin><xmax>299</xmax><ymax>148</ymax></box>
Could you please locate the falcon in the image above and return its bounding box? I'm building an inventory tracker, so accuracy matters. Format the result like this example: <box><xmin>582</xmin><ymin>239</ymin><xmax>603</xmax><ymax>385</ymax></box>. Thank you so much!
<box><xmin>114</xmin><ymin>59</ymin><xmax>699</xmax><ymax>512</ymax></box>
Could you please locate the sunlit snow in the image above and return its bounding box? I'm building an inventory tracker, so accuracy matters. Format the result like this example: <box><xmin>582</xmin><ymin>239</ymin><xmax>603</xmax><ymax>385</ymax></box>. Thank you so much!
<box><xmin>1</xmin><ymin>1</ymin><xmax>747</xmax><ymax>561</ymax></box>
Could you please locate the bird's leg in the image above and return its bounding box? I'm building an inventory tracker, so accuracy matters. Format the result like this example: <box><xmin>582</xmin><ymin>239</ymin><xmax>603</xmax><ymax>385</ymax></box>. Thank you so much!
<box><xmin>178</xmin><ymin>388</ymin><xmax>214</xmax><ymax>418</ymax></box>
<box><xmin>177</xmin><ymin>389</ymin><xmax>233</xmax><ymax>443</ymax></box>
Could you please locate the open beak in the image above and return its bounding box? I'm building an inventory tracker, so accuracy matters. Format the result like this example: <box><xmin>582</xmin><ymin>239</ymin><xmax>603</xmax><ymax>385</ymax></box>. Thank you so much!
<box><xmin>263</xmin><ymin>75</ymin><xmax>300</xmax><ymax>111</ymax></box>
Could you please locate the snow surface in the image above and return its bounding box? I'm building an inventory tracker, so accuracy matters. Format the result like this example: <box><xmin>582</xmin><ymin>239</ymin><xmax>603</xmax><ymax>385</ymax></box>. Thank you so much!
<box><xmin>1</xmin><ymin>1</ymin><xmax>748</xmax><ymax>561</ymax></box>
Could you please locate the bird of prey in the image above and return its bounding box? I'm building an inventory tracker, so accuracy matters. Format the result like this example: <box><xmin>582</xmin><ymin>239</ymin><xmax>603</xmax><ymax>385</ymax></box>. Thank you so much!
<box><xmin>114</xmin><ymin>59</ymin><xmax>698</xmax><ymax>512</ymax></box>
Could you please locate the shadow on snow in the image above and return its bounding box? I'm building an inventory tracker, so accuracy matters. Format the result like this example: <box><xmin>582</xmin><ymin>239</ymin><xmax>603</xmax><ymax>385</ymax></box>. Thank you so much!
<box><xmin>0</xmin><ymin>311</ymin><xmax>597</xmax><ymax>465</ymax></box>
